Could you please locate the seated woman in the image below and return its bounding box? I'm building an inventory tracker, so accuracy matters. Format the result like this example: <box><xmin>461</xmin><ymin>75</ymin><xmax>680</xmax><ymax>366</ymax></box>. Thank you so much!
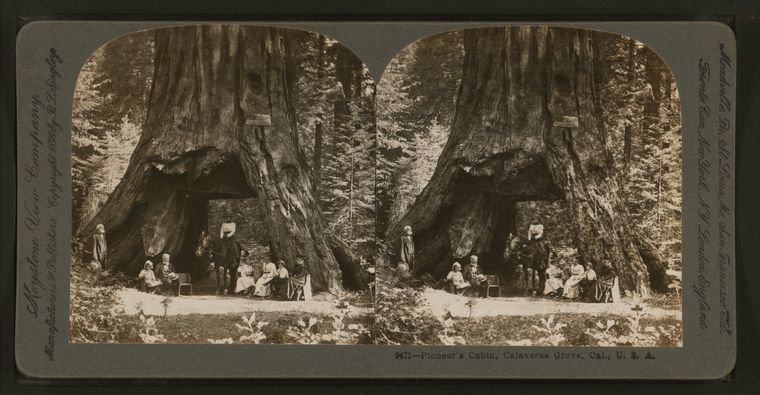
<box><xmin>271</xmin><ymin>260</ymin><xmax>289</xmax><ymax>298</ymax></box>
<box><xmin>253</xmin><ymin>261</ymin><xmax>277</xmax><ymax>298</ymax></box>
<box><xmin>138</xmin><ymin>261</ymin><xmax>162</xmax><ymax>293</ymax></box>
<box><xmin>562</xmin><ymin>256</ymin><xmax>586</xmax><ymax>299</ymax></box>
<box><xmin>543</xmin><ymin>262</ymin><xmax>564</xmax><ymax>297</ymax></box>
<box><xmin>445</xmin><ymin>262</ymin><xmax>470</xmax><ymax>295</ymax></box>
<box><xmin>235</xmin><ymin>251</ymin><xmax>256</xmax><ymax>295</ymax></box>
<box><xmin>578</xmin><ymin>265</ymin><xmax>597</xmax><ymax>301</ymax></box>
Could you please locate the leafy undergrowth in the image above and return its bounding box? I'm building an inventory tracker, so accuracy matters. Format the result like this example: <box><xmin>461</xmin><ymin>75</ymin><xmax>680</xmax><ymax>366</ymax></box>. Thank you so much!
<box><xmin>121</xmin><ymin>311</ymin><xmax>375</xmax><ymax>344</ymax></box>
<box><xmin>452</xmin><ymin>313</ymin><xmax>682</xmax><ymax>347</ymax></box>
<box><xmin>374</xmin><ymin>260</ymin><xmax>446</xmax><ymax>345</ymax></box>
<box><xmin>374</xmin><ymin>256</ymin><xmax>682</xmax><ymax>347</ymax></box>
<box><xmin>70</xmin><ymin>248</ymin><xmax>139</xmax><ymax>343</ymax></box>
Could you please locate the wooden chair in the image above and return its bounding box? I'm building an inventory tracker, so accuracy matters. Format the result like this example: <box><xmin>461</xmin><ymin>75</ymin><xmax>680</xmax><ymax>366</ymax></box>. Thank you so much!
<box><xmin>288</xmin><ymin>275</ymin><xmax>311</xmax><ymax>301</ymax></box>
<box><xmin>485</xmin><ymin>274</ymin><xmax>500</xmax><ymax>298</ymax></box>
<box><xmin>594</xmin><ymin>276</ymin><xmax>616</xmax><ymax>303</ymax></box>
<box><xmin>177</xmin><ymin>273</ymin><xmax>193</xmax><ymax>296</ymax></box>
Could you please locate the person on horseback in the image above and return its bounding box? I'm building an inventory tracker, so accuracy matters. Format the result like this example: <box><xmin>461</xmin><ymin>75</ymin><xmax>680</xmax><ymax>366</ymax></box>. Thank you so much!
<box><xmin>502</xmin><ymin>233</ymin><xmax>531</xmax><ymax>295</ymax></box>
<box><xmin>196</xmin><ymin>223</ymin><xmax>241</xmax><ymax>295</ymax></box>
<box><xmin>220</xmin><ymin>215</ymin><xmax>237</xmax><ymax>250</ymax></box>
<box><xmin>219</xmin><ymin>216</ymin><xmax>240</xmax><ymax>294</ymax></box>
<box><xmin>526</xmin><ymin>224</ymin><xmax>551</xmax><ymax>297</ymax></box>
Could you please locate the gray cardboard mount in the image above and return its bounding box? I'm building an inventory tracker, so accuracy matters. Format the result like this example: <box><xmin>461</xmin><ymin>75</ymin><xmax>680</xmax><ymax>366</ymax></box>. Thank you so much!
<box><xmin>15</xmin><ymin>21</ymin><xmax>736</xmax><ymax>379</ymax></box>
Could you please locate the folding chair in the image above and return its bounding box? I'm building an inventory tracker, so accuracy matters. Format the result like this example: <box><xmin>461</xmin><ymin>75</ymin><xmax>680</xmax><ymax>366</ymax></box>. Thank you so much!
<box><xmin>595</xmin><ymin>277</ymin><xmax>615</xmax><ymax>303</ymax></box>
<box><xmin>177</xmin><ymin>273</ymin><xmax>193</xmax><ymax>296</ymax></box>
<box><xmin>288</xmin><ymin>275</ymin><xmax>311</xmax><ymax>301</ymax></box>
<box><xmin>485</xmin><ymin>274</ymin><xmax>500</xmax><ymax>298</ymax></box>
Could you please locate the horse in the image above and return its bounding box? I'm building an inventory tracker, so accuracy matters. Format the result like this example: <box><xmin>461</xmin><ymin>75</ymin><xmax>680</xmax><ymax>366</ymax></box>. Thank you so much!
<box><xmin>196</xmin><ymin>230</ymin><xmax>241</xmax><ymax>295</ymax></box>
<box><xmin>503</xmin><ymin>233</ymin><xmax>546</xmax><ymax>295</ymax></box>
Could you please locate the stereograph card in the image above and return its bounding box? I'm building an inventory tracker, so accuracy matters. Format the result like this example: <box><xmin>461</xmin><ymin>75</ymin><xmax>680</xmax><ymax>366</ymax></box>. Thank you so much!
<box><xmin>14</xmin><ymin>20</ymin><xmax>736</xmax><ymax>379</ymax></box>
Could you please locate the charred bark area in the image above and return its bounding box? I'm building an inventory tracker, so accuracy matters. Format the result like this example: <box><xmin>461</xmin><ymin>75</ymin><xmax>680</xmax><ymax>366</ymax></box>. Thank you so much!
<box><xmin>82</xmin><ymin>26</ymin><xmax>365</xmax><ymax>292</ymax></box>
<box><xmin>390</xmin><ymin>27</ymin><xmax>669</xmax><ymax>294</ymax></box>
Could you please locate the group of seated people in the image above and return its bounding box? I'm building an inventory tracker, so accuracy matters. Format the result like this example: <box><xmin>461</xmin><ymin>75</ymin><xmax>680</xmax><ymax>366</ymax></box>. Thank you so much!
<box><xmin>443</xmin><ymin>255</ymin><xmax>620</xmax><ymax>303</ymax></box>
<box><xmin>136</xmin><ymin>252</ymin><xmax>311</xmax><ymax>300</ymax></box>
<box><xmin>543</xmin><ymin>257</ymin><xmax>619</xmax><ymax>302</ymax></box>
<box><xmin>137</xmin><ymin>253</ymin><xmax>180</xmax><ymax>296</ymax></box>
<box><xmin>234</xmin><ymin>254</ymin><xmax>311</xmax><ymax>300</ymax></box>
<box><xmin>444</xmin><ymin>255</ymin><xmax>491</xmax><ymax>298</ymax></box>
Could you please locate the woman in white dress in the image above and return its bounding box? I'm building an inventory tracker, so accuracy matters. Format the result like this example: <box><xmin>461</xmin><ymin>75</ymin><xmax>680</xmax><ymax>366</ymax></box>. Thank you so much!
<box><xmin>253</xmin><ymin>261</ymin><xmax>277</xmax><ymax>297</ymax></box>
<box><xmin>235</xmin><ymin>252</ymin><xmax>256</xmax><ymax>295</ymax></box>
<box><xmin>445</xmin><ymin>262</ymin><xmax>470</xmax><ymax>294</ymax></box>
<box><xmin>138</xmin><ymin>261</ymin><xmax>162</xmax><ymax>291</ymax></box>
<box><xmin>543</xmin><ymin>263</ymin><xmax>564</xmax><ymax>296</ymax></box>
<box><xmin>562</xmin><ymin>257</ymin><xmax>586</xmax><ymax>299</ymax></box>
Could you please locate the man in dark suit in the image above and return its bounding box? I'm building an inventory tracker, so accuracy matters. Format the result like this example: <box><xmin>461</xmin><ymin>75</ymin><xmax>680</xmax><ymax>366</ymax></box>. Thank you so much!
<box><xmin>463</xmin><ymin>255</ymin><xmax>490</xmax><ymax>298</ymax></box>
<box><xmin>527</xmin><ymin>224</ymin><xmax>552</xmax><ymax>296</ymax></box>
<box><xmin>154</xmin><ymin>253</ymin><xmax>180</xmax><ymax>296</ymax></box>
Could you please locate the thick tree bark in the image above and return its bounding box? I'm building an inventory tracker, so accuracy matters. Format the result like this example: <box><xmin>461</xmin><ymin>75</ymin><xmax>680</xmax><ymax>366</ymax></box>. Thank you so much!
<box><xmin>312</xmin><ymin>35</ymin><xmax>325</xmax><ymax>196</ymax></box>
<box><xmin>313</xmin><ymin>120</ymin><xmax>323</xmax><ymax>195</ymax></box>
<box><xmin>389</xmin><ymin>27</ymin><xmax>669</xmax><ymax>294</ymax></box>
<box><xmin>82</xmin><ymin>26</ymin><xmax>365</xmax><ymax>292</ymax></box>
<box><xmin>623</xmin><ymin>38</ymin><xmax>637</xmax><ymax>173</ymax></box>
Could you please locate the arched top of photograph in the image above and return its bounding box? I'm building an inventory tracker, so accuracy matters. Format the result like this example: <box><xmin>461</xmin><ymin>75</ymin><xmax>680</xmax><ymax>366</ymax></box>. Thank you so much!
<box><xmin>374</xmin><ymin>26</ymin><xmax>682</xmax><ymax>347</ymax></box>
<box><xmin>71</xmin><ymin>25</ymin><xmax>377</xmax><ymax>312</ymax></box>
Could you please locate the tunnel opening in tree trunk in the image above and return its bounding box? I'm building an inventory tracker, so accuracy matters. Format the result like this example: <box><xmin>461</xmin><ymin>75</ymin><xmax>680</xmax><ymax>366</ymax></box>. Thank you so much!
<box><xmin>386</xmin><ymin>27</ymin><xmax>671</xmax><ymax>296</ymax></box>
<box><xmin>207</xmin><ymin>197</ymin><xmax>269</xmax><ymax>258</ymax></box>
<box><xmin>80</xmin><ymin>25</ymin><xmax>369</xmax><ymax>294</ymax></box>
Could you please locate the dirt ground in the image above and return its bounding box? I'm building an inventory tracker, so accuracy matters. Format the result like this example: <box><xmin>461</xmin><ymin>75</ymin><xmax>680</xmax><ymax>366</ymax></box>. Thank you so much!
<box><xmin>117</xmin><ymin>288</ymin><xmax>371</xmax><ymax>317</ymax></box>
<box><xmin>421</xmin><ymin>289</ymin><xmax>681</xmax><ymax>320</ymax></box>
<box><xmin>118</xmin><ymin>287</ymin><xmax>680</xmax><ymax>322</ymax></box>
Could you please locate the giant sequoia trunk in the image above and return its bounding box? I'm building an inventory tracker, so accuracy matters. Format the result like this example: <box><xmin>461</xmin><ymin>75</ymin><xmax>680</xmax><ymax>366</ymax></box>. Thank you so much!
<box><xmin>82</xmin><ymin>26</ymin><xmax>365</xmax><ymax>292</ymax></box>
<box><xmin>389</xmin><ymin>27</ymin><xmax>669</xmax><ymax>295</ymax></box>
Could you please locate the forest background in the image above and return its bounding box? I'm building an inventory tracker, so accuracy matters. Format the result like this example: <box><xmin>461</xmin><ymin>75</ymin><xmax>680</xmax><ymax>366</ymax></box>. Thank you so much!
<box><xmin>376</xmin><ymin>31</ymin><xmax>682</xmax><ymax>269</ymax></box>
<box><xmin>71</xmin><ymin>30</ymin><xmax>377</xmax><ymax>258</ymax></box>
<box><xmin>71</xmin><ymin>29</ymin><xmax>682</xmax><ymax>269</ymax></box>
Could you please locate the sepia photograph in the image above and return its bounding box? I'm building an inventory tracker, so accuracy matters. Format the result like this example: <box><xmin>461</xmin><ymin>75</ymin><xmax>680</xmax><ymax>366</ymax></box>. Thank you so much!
<box><xmin>375</xmin><ymin>27</ymin><xmax>683</xmax><ymax>347</ymax></box>
<box><xmin>13</xmin><ymin>15</ymin><xmax>738</xmax><ymax>380</ymax></box>
<box><xmin>69</xmin><ymin>25</ymin><xmax>376</xmax><ymax>345</ymax></box>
